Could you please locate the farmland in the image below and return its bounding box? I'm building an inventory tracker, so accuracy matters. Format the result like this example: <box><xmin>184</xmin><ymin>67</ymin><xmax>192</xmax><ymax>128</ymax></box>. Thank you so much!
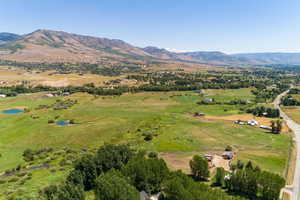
<box><xmin>0</xmin><ymin>87</ymin><xmax>292</xmax><ymax>199</ymax></box>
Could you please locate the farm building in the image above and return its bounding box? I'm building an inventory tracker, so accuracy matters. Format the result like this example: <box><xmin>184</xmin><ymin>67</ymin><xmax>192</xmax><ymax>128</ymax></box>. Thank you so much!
<box><xmin>194</xmin><ymin>90</ymin><xmax>204</xmax><ymax>95</ymax></box>
<box><xmin>260</xmin><ymin>125</ymin><xmax>272</xmax><ymax>130</ymax></box>
<box><xmin>140</xmin><ymin>191</ymin><xmax>161</xmax><ymax>200</ymax></box>
<box><xmin>43</xmin><ymin>93</ymin><xmax>54</xmax><ymax>98</ymax></box>
<box><xmin>222</xmin><ymin>151</ymin><xmax>233</xmax><ymax>160</ymax></box>
<box><xmin>204</xmin><ymin>154</ymin><xmax>214</xmax><ymax>161</ymax></box>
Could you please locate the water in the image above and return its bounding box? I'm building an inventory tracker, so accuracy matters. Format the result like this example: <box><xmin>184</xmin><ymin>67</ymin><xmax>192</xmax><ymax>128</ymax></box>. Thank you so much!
<box><xmin>56</xmin><ymin>120</ymin><xmax>70</xmax><ymax>126</ymax></box>
<box><xmin>3</xmin><ymin>109</ymin><xmax>23</xmax><ymax>114</ymax></box>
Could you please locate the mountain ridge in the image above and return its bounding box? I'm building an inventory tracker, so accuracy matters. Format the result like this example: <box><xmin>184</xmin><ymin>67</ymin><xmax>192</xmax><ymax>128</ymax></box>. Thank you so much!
<box><xmin>1</xmin><ymin>29</ymin><xmax>300</xmax><ymax>65</ymax></box>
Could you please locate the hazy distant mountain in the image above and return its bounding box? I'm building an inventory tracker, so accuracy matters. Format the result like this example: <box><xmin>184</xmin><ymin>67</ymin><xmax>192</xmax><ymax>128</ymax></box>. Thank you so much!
<box><xmin>0</xmin><ymin>32</ymin><xmax>21</xmax><ymax>45</ymax></box>
<box><xmin>233</xmin><ymin>53</ymin><xmax>300</xmax><ymax>64</ymax></box>
<box><xmin>1</xmin><ymin>29</ymin><xmax>300</xmax><ymax>66</ymax></box>
<box><xmin>178</xmin><ymin>51</ymin><xmax>256</xmax><ymax>65</ymax></box>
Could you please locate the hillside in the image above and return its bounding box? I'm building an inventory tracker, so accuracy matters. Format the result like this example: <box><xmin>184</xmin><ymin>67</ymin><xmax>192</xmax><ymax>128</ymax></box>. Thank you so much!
<box><xmin>0</xmin><ymin>30</ymin><xmax>154</xmax><ymax>64</ymax></box>
<box><xmin>0</xmin><ymin>32</ymin><xmax>21</xmax><ymax>45</ymax></box>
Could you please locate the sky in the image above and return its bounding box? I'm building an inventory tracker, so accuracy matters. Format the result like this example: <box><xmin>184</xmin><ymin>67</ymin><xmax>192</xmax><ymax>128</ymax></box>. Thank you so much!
<box><xmin>1</xmin><ymin>0</ymin><xmax>300</xmax><ymax>53</ymax></box>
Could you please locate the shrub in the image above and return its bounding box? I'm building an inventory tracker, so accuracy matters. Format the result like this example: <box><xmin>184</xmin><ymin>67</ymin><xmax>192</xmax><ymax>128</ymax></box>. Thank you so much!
<box><xmin>48</xmin><ymin>119</ymin><xmax>55</xmax><ymax>124</ymax></box>
<box><xmin>8</xmin><ymin>177</ymin><xmax>19</xmax><ymax>183</ymax></box>
<box><xmin>148</xmin><ymin>151</ymin><xmax>158</xmax><ymax>158</ymax></box>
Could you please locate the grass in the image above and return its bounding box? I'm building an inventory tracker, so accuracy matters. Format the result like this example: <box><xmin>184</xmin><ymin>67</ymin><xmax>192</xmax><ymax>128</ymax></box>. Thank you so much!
<box><xmin>0</xmin><ymin>88</ymin><xmax>292</xmax><ymax>199</ymax></box>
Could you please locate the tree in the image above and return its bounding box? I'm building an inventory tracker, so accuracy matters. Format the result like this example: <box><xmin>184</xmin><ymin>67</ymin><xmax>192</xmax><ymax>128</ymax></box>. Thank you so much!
<box><xmin>94</xmin><ymin>144</ymin><xmax>134</xmax><ymax>174</ymax></box>
<box><xmin>236</xmin><ymin>160</ymin><xmax>244</xmax><ymax>170</ymax></box>
<box><xmin>163</xmin><ymin>171</ymin><xmax>245</xmax><ymax>200</ymax></box>
<box><xmin>22</xmin><ymin>149</ymin><xmax>35</xmax><ymax>161</ymax></box>
<box><xmin>122</xmin><ymin>157</ymin><xmax>169</xmax><ymax>194</ymax></box>
<box><xmin>94</xmin><ymin>169</ymin><xmax>139</xmax><ymax>200</ymax></box>
<box><xmin>214</xmin><ymin>167</ymin><xmax>225</xmax><ymax>186</ymax></box>
<box><xmin>66</xmin><ymin>170</ymin><xmax>84</xmax><ymax>186</ymax></box>
<box><xmin>73</xmin><ymin>154</ymin><xmax>97</xmax><ymax>190</ymax></box>
<box><xmin>271</xmin><ymin>120</ymin><xmax>283</xmax><ymax>134</ymax></box>
<box><xmin>189</xmin><ymin>155</ymin><xmax>209</xmax><ymax>180</ymax></box>
<box><xmin>245</xmin><ymin>161</ymin><xmax>253</xmax><ymax>170</ymax></box>
<box><xmin>39</xmin><ymin>183</ymin><xmax>85</xmax><ymax>200</ymax></box>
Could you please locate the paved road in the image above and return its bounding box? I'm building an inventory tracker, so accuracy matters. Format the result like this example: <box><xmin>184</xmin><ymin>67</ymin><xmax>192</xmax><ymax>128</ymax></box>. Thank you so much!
<box><xmin>274</xmin><ymin>90</ymin><xmax>300</xmax><ymax>200</ymax></box>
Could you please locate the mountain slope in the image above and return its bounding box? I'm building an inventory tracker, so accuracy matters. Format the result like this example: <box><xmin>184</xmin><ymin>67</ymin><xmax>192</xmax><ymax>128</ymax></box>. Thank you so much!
<box><xmin>0</xmin><ymin>30</ymin><xmax>153</xmax><ymax>64</ymax></box>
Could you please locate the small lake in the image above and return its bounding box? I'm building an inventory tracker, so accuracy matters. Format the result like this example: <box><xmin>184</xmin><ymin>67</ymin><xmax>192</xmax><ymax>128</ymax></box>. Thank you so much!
<box><xmin>3</xmin><ymin>109</ymin><xmax>23</xmax><ymax>114</ymax></box>
<box><xmin>56</xmin><ymin>120</ymin><xmax>70</xmax><ymax>126</ymax></box>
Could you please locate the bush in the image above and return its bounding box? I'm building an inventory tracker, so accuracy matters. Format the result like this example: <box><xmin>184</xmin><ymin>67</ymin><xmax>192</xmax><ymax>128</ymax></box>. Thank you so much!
<box><xmin>8</xmin><ymin>177</ymin><xmax>19</xmax><ymax>183</ymax></box>
<box><xmin>48</xmin><ymin>119</ymin><xmax>55</xmax><ymax>124</ymax></box>
<box><xmin>22</xmin><ymin>149</ymin><xmax>35</xmax><ymax>162</ymax></box>
<box><xmin>143</xmin><ymin>133</ymin><xmax>153</xmax><ymax>141</ymax></box>
<box><xmin>148</xmin><ymin>151</ymin><xmax>158</xmax><ymax>158</ymax></box>
<box><xmin>225</xmin><ymin>145</ymin><xmax>233</xmax><ymax>151</ymax></box>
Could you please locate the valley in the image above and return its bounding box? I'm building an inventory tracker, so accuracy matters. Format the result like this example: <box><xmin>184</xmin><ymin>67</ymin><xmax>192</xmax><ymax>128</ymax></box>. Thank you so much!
<box><xmin>0</xmin><ymin>65</ymin><xmax>295</xmax><ymax>199</ymax></box>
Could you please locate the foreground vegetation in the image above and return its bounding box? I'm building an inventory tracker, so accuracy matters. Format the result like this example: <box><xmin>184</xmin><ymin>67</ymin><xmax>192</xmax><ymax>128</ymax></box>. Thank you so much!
<box><xmin>38</xmin><ymin>144</ymin><xmax>284</xmax><ymax>200</ymax></box>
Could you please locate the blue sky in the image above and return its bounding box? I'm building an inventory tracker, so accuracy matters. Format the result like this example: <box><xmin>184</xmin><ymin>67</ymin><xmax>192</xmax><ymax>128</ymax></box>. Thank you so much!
<box><xmin>1</xmin><ymin>0</ymin><xmax>300</xmax><ymax>53</ymax></box>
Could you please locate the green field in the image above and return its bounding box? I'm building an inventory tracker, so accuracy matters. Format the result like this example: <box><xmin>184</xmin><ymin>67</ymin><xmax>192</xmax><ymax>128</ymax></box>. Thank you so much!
<box><xmin>0</xmin><ymin>88</ymin><xmax>292</xmax><ymax>199</ymax></box>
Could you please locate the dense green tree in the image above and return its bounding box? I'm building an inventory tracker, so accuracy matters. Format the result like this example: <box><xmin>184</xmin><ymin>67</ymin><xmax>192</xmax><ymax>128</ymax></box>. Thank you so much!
<box><xmin>189</xmin><ymin>155</ymin><xmax>209</xmax><ymax>180</ymax></box>
<box><xmin>94</xmin><ymin>169</ymin><xmax>139</xmax><ymax>200</ymax></box>
<box><xmin>271</xmin><ymin>120</ymin><xmax>282</xmax><ymax>134</ymax></box>
<box><xmin>73</xmin><ymin>154</ymin><xmax>97</xmax><ymax>190</ymax></box>
<box><xmin>225</xmin><ymin>161</ymin><xmax>285</xmax><ymax>200</ymax></box>
<box><xmin>39</xmin><ymin>183</ymin><xmax>85</xmax><ymax>200</ymax></box>
<box><xmin>214</xmin><ymin>167</ymin><xmax>225</xmax><ymax>187</ymax></box>
<box><xmin>122</xmin><ymin>157</ymin><xmax>169</xmax><ymax>194</ymax></box>
<box><xmin>94</xmin><ymin>144</ymin><xmax>134</xmax><ymax>174</ymax></box>
<box><xmin>163</xmin><ymin>171</ymin><xmax>245</xmax><ymax>200</ymax></box>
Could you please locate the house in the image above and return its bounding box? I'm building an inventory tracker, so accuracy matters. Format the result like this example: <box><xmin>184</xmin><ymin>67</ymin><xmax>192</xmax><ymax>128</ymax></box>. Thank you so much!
<box><xmin>204</xmin><ymin>154</ymin><xmax>214</xmax><ymax>161</ymax></box>
<box><xmin>222</xmin><ymin>151</ymin><xmax>233</xmax><ymax>160</ymax></box>
<box><xmin>0</xmin><ymin>94</ymin><xmax>6</xmax><ymax>98</ymax></box>
<box><xmin>140</xmin><ymin>191</ymin><xmax>150</xmax><ymax>200</ymax></box>
<box><xmin>140</xmin><ymin>191</ymin><xmax>161</xmax><ymax>200</ymax></box>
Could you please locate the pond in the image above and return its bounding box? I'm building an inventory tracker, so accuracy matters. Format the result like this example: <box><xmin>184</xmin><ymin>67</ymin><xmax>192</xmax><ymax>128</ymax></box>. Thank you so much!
<box><xmin>3</xmin><ymin>109</ymin><xmax>24</xmax><ymax>114</ymax></box>
<box><xmin>56</xmin><ymin>120</ymin><xmax>70</xmax><ymax>126</ymax></box>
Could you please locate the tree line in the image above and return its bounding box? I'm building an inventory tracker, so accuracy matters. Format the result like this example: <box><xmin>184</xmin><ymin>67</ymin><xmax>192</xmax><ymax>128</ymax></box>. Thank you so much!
<box><xmin>37</xmin><ymin>144</ymin><xmax>285</xmax><ymax>200</ymax></box>
<box><xmin>246</xmin><ymin>106</ymin><xmax>280</xmax><ymax>118</ymax></box>
<box><xmin>39</xmin><ymin>145</ymin><xmax>247</xmax><ymax>200</ymax></box>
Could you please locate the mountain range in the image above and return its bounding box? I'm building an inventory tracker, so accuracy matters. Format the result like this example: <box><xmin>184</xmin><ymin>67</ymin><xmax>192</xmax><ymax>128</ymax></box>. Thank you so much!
<box><xmin>1</xmin><ymin>29</ymin><xmax>300</xmax><ymax>66</ymax></box>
